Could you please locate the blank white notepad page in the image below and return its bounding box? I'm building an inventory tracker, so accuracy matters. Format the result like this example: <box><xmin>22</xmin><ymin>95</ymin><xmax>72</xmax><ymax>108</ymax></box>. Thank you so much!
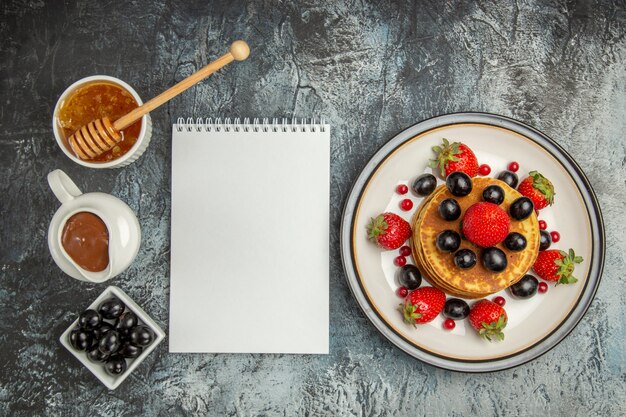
<box><xmin>169</xmin><ymin>123</ymin><xmax>329</xmax><ymax>353</ymax></box>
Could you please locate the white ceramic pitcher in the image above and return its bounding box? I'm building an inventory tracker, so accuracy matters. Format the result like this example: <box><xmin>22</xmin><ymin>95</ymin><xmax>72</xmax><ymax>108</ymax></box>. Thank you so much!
<box><xmin>47</xmin><ymin>169</ymin><xmax>141</xmax><ymax>282</ymax></box>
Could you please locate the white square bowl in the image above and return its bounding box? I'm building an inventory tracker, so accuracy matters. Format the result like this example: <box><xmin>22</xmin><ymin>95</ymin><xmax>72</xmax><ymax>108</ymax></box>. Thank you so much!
<box><xmin>59</xmin><ymin>286</ymin><xmax>165</xmax><ymax>390</ymax></box>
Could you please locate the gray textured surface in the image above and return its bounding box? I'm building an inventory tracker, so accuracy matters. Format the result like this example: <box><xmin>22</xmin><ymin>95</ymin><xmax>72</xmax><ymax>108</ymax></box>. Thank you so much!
<box><xmin>1</xmin><ymin>0</ymin><xmax>625</xmax><ymax>416</ymax></box>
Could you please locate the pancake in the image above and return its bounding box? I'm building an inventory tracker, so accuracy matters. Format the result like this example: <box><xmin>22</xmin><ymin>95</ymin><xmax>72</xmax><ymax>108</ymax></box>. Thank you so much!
<box><xmin>411</xmin><ymin>177</ymin><xmax>540</xmax><ymax>299</ymax></box>
<box><xmin>411</xmin><ymin>197</ymin><xmax>493</xmax><ymax>298</ymax></box>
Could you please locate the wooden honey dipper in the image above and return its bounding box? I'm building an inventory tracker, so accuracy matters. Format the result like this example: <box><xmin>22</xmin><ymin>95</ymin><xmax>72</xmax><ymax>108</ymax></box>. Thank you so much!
<box><xmin>67</xmin><ymin>40</ymin><xmax>250</xmax><ymax>160</ymax></box>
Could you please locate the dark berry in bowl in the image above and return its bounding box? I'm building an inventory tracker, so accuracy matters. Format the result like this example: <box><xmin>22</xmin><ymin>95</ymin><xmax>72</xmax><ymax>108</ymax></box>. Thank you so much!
<box><xmin>99</xmin><ymin>297</ymin><xmax>126</xmax><ymax>320</ymax></box>
<box><xmin>497</xmin><ymin>170</ymin><xmax>519</xmax><ymax>188</ymax></box>
<box><xmin>78</xmin><ymin>309</ymin><xmax>102</xmax><ymax>330</ymax></box>
<box><xmin>508</xmin><ymin>274</ymin><xmax>539</xmax><ymax>299</ymax></box>
<box><xmin>412</xmin><ymin>174</ymin><xmax>437</xmax><ymax>196</ymax></box>
<box><xmin>510</xmin><ymin>197</ymin><xmax>534</xmax><ymax>220</ymax></box>
<box><xmin>69</xmin><ymin>327</ymin><xmax>93</xmax><ymax>351</ymax></box>
<box><xmin>119</xmin><ymin>342</ymin><xmax>143</xmax><ymax>359</ymax></box>
<box><xmin>98</xmin><ymin>330</ymin><xmax>122</xmax><ymax>355</ymax></box>
<box><xmin>445</xmin><ymin>172</ymin><xmax>472</xmax><ymax>197</ymax></box>
<box><xmin>92</xmin><ymin>321</ymin><xmax>114</xmax><ymax>341</ymax></box>
<box><xmin>86</xmin><ymin>347</ymin><xmax>110</xmax><ymax>363</ymax></box>
<box><xmin>443</xmin><ymin>298</ymin><xmax>470</xmax><ymax>320</ymax></box>
<box><xmin>397</xmin><ymin>264</ymin><xmax>422</xmax><ymax>290</ymax></box>
<box><xmin>438</xmin><ymin>198</ymin><xmax>461</xmax><ymax>221</ymax></box>
<box><xmin>128</xmin><ymin>325</ymin><xmax>155</xmax><ymax>347</ymax></box>
<box><xmin>436</xmin><ymin>230</ymin><xmax>461</xmax><ymax>253</ymax></box>
<box><xmin>482</xmin><ymin>185</ymin><xmax>505</xmax><ymax>205</ymax></box>
<box><xmin>454</xmin><ymin>248</ymin><xmax>477</xmax><ymax>269</ymax></box>
<box><xmin>104</xmin><ymin>355</ymin><xmax>127</xmax><ymax>376</ymax></box>
<box><xmin>504</xmin><ymin>232</ymin><xmax>527</xmax><ymax>251</ymax></box>
<box><xmin>114</xmin><ymin>311</ymin><xmax>138</xmax><ymax>336</ymax></box>
<box><xmin>539</xmin><ymin>230</ymin><xmax>551</xmax><ymax>251</ymax></box>
<box><xmin>482</xmin><ymin>247</ymin><xmax>508</xmax><ymax>272</ymax></box>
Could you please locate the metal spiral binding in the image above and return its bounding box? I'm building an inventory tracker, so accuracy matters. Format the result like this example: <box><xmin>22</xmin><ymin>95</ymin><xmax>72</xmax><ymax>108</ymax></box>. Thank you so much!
<box><xmin>176</xmin><ymin>117</ymin><xmax>326</xmax><ymax>133</ymax></box>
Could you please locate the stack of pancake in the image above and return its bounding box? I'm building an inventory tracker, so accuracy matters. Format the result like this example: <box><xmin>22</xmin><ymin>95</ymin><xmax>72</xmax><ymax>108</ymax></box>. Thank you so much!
<box><xmin>411</xmin><ymin>177</ymin><xmax>540</xmax><ymax>299</ymax></box>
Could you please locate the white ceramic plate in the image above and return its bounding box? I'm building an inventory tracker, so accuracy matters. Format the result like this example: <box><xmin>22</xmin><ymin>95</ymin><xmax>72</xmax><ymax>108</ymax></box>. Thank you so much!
<box><xmin>340</xmin><ymin>113</ymin><xmax>604</xmax><ymax>372</ymax></box>
<box><xmin>60</xmin><ymin>286</ymin><xmax>165</xmax><ymax>389</ymax></box>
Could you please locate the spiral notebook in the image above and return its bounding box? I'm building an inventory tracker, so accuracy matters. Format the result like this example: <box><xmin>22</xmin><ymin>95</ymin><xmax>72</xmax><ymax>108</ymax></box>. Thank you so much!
<box><xmin>169</xmin><ymin>118</ymin><xmax>330</xmax><ymax>354</ymax></box>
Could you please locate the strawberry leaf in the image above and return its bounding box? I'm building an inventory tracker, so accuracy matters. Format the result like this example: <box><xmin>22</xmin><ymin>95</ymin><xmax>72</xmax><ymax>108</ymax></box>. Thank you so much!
<box><xmin>477</xmin><ymin>315</ymin><xmax>507</xmax><ymax>342</ymax></box>
<box><xmin>554</xmin><ymin>248</ymin><xmax>582</xmax><ymax>285</ymax></box>
<box><xmin>430</xmin><ymin>138</ymin><xmax>464</xmax><ymax>177</ymax></box>
<box><xmin>529</xmin><ymin>171</ymin><xmax>555</xmax><ymax>205</ymax></box>
<box><xmin>558</xmin><ymin>275</ymin><xmax>578</xmax><ymax>285</ymax></box>
<box><xmin>366</xmin><ymin>215</ymin><xmax>388</xmax><ymax>242</ymax></box>
<box><xmin>399</xmin><ymin>302</ymin><xmax>422</xmax><ymax>327</ymax></box>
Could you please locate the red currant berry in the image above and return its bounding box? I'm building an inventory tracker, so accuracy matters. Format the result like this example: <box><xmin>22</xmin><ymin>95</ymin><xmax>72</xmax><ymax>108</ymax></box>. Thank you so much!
<box><xmin>394</xmin><ymin>255</ymin><xmax>407</xmax><ymax>267</ymax></box>
<box><xmin>396</xmin><ymin>184</ymin><xmax>408</xmax><ymax>195</ymax></box>
<box><xmin>493</xmin><ymin>296</ymin><xmax>506</xmax><ymax>306</ymax></box>
<box><xmin>550</xmin><ymin>231</ymin><xmax>560</xmax><ymax>243</ymax></box>
<box><xmin>508</xmin><ymin>161</ymin><xmax>519</xmax><ymax>172</ymax></box>
<box><xmin>443</xmin><ymin>319</ymin><xmax>456</xmax><ymax>330</ymax></box>
<box><xmin>538</xmin><ymin>220</ymin><xmax>547</xmax><ymax>230</ymax></box>
<box><xmin>397</xmin><ymin>286</ymin><xmax>408</xmax><ymax>298</ymax></box>
<box><xmin>400</xmin><ymin>199</ymin><xmax>413</xmax><ymax>211</ymax></box>
<box><xmin>478</xmin><ymin>164</ymin><xmax>491</xmax><ymax>176</ymax></box>
<box><xmin>538</xmin><ymin>282</ymin><xmax>548</xmax><ymax>293</ymax></box>
<box><xmin>399</xmin><ymin>246</ymin><xmax>411</xmax><ymax>257</ymax></box>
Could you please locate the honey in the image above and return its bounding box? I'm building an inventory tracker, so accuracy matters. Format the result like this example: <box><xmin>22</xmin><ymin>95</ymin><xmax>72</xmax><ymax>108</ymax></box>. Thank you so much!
<box><xmin>55</xmin><ymin>82</ymin><xmax>142</xmax><ymax>162</ymax></box>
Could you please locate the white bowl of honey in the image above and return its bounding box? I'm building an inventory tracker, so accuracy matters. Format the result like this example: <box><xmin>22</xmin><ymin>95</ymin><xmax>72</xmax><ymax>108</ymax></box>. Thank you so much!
<box><xmin>47</xmin><ymin>169</ymin><xmax>141</xmax><ymax>282</ymax></box>
<box><xmin>53</xmin><ymin>76</ymin><xmax>153</xmax><ymax>168</ymax></box>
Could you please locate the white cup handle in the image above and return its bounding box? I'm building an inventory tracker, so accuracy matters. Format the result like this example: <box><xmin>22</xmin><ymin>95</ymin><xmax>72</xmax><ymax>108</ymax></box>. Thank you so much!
<box><xmin>48</xmin><ymin>169</ymin><xmax>82</xmax><ymax>203</ymax></box>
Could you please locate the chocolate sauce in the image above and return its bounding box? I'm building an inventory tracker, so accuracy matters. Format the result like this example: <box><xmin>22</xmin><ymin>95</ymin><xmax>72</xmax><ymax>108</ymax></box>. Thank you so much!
<box><xmin>61</xmin><ymin>212</ymin><xmax>109</xmax><ymax>272</ymax></box>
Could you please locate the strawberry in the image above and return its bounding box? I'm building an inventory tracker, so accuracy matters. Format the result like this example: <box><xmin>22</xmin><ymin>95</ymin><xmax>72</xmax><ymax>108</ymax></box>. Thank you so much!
<box><xmin>468</xmin><ymin>299</ymin><xmax>507</xmax><ymax>342</ymax></box>
<box><xmin>429</xmin><ymin>138</ymin><xmax>479</xmax><ymax>178</ymax></box>
<box><xmin>367</xmin><ymin>212</ymin><xmax>411</xmax><ymax>250</ymax></box>
<box><xmin>533</xmin><ymin>248</ymin><xmax>583</xmax><ymax>284</ymax></box>
<box><xmin>399</xmin><ymin>287</ymin><xmax>446</xmax><ymax>325</ymax></box>
<box><xmin>461</xmin><ymin>202</ymin><xmax>510</xmax><ymax>247</ymax></box>
<box><xmin>517</xmin><ymin>171</ymin><xmax>555</xmax><ymax>210</ymax></box>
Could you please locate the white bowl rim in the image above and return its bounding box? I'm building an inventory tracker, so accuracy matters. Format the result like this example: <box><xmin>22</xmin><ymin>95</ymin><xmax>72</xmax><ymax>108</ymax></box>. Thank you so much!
<box><xmin>59</xmin><ymin>285</ymin><xmax>165</xmax><ymax>389</ymax></box>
